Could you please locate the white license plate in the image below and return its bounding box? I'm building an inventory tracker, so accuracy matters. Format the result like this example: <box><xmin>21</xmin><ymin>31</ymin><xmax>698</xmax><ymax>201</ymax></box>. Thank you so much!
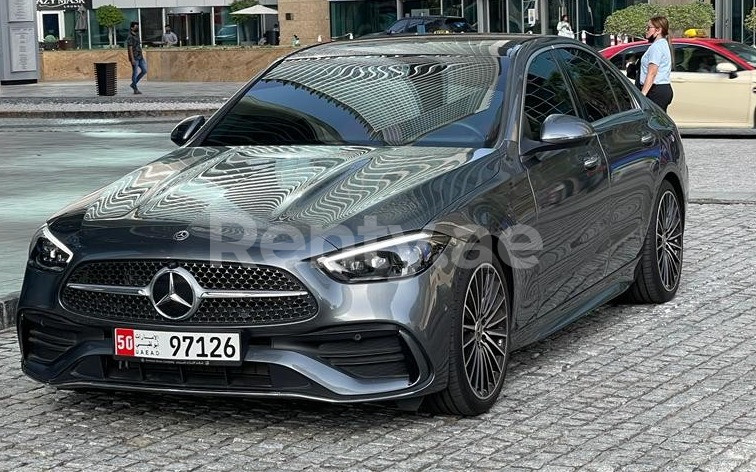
<box><xmin>114</xmin><ymin>328</ymin><xmax>241</xmax><ymax>362</ymax></box>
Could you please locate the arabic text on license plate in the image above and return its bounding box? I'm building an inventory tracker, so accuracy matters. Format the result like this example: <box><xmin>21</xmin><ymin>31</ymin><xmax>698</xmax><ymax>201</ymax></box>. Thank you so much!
<box><xmin>114</xmin><ymin>328</ymin><xmax>241</xmax><ymax>362</ymax></box>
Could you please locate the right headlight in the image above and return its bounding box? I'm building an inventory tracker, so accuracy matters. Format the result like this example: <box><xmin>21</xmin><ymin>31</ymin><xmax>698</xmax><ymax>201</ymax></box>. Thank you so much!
<box><xmin>316</xmin><ymin>232</ymin><xmax>450</xmax><ymax>283</ymax></box>
<box><xmin>29</xmin><ymin>224</ymin><xmax>73</xmax><ymax>271</ymax></box>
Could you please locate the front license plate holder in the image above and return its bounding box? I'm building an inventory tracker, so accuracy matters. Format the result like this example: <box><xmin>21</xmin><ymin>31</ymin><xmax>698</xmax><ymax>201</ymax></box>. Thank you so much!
<box><xmin>114</xmin><ymin>328</ymin><xmax>242</xmax><ymax>364</ymax></box>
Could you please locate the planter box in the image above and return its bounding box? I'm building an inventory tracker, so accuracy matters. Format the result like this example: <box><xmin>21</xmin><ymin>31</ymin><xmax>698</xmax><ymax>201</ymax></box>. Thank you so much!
<box><xmin>39</xmin><ymin>47</ymin><xmax>295</xmax><ymax>82</ymax></box>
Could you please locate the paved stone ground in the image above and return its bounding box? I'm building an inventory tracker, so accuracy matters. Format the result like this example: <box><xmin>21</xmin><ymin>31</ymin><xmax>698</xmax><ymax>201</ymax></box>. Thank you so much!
<box><xmin>1</xmin><ymin>202</ymin><xmax>755</xmax><ymax>470</ymax></box>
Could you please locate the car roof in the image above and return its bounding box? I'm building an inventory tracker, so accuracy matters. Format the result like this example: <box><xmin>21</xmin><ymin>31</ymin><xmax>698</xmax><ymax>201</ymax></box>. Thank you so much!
<box><xmin>601</xmin><ymin>38</ymin><xmax>738</xmax><ymax>55</ymax></box>
<box><xmin>287</xmin><ymin>34</ymin><xmax>568</xmax><ymax>59</ymax></box>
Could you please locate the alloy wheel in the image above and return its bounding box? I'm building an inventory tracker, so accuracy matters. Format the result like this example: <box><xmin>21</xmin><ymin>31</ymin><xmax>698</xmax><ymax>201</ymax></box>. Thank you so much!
<box><xmin>656</xmin><ymin>190</ymin><xmax>683</xmax><ymax>291</ymax></box>
<box><xmin>462</xmin><ymin>263</ymin><xmax>508</xmax><ymax>400</ymax></box>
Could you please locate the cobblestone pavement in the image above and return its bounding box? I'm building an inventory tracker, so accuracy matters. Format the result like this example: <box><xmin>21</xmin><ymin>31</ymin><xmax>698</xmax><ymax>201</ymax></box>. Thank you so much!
<box><xmin>1</xmin><ymin>202</ymin><xmax>755</xmax><ymax>471</ymax></box>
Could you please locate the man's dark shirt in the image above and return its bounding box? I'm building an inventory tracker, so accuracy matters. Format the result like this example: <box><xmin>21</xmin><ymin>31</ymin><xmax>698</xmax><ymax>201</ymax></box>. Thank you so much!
<box><xmin>126</xmin><ymin>32</ymin><xmax>143</xmax><ymax>60</ymax></box>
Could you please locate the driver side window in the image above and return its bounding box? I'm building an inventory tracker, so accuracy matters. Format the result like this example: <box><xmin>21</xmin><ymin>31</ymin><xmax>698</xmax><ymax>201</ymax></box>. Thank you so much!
<box><xmin>523</xmin><ymin>51</ymin><xmax>578</xmax><ymax>140</ymax></box>
<box><xmin>676</xmin><ymin>45</ymin><xmax>733</xmax><ymax>73</ymax></box>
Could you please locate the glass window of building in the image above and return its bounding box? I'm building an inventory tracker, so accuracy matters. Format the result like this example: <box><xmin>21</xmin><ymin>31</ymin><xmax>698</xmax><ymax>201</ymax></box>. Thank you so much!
<box><xmin>403</xmin><ymin>0</ymin><xmax>442</xmax><ymax>16</ymax></box>
<box><xmin>140</xmin><ymin>9</ymin><xmax>163</xmax><ymax>47</ymax></box>
<box><xmin>330</xmin><ymin>0</ymin><xmax>397</xmax><ymax>38</ymax></box>
<box><xmin>89</xmin><ymin>8</ymin><xmax>136</xmax><ymax>48</ymax></box>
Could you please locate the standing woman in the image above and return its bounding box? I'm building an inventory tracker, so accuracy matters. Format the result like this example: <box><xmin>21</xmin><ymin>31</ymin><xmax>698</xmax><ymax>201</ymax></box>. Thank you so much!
<box><xmin>639</xmin><ymin>16</ymin><xmax>673</xmax><ymax>111</ymax></box>
<box><xmin>556</xmin><ymin>15</ymin><xmax>574</xmax><ymax>38</ymax></box>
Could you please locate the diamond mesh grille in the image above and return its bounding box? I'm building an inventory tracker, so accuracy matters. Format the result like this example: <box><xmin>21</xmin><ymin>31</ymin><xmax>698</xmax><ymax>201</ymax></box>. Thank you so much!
<box><xmin>62</xmin><ymin>260</ymin><xmax>318</xmax><ymax>325</ymax></box>
<box><xmin>67</xmin><ymin>260</ymin><xmax>303</xmax><ymax>291</ymax></box>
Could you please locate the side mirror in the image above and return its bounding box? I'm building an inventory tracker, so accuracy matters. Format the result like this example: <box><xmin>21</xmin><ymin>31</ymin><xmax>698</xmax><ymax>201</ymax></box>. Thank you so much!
<box><xmin>170</xmin><ymin>115</ymin><xmax>206</xmax><ymax>146</ymax></box>
<box><xmin>521</xmin><ymin>114</ymin><xmax>596</xmax><ymax>158</ymax></box>
<box><xmin>540</xmin><ymin>114</ymin><xmax>595</xmax><ymax>144</ymax></box>
<box><xmin>715</xmin><ymin>62</ymin><xmax>738</xmax><ymax>79</ymax></box>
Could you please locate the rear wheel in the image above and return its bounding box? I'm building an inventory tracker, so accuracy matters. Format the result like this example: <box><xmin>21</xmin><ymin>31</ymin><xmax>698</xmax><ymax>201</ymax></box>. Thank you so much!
<box><xmin>625</xmin><ymin>180</ymin><xmax>684</xmax><ymax>303</ymax></box>
<box><xmin>425</xmin><ymin>250</ymin><xmax>510</xmax><ymax>416</ymax></box>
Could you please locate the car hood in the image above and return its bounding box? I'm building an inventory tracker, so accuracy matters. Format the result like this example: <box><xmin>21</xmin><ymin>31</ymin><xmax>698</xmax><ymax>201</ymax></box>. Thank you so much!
<box><xmin>49</xmin><ymin>145</ymin><xmax>498</xmax><ymax>253</ymax></box>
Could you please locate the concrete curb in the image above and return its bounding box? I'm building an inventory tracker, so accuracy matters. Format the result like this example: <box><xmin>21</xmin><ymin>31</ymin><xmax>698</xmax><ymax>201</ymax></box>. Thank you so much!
<box><xmin>0</xmin><ymin>293</ymin><xmax>19</xmax><ymax>331</ymax></box>
<box><xmin>0</xmin><ymin>108</ymin><xmax>220</xmax><ymax>119</ymax></box>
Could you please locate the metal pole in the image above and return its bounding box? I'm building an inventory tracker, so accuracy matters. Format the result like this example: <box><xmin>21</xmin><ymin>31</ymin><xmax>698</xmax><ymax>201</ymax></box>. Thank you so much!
<box><xmin>540</xmin><ymin>0</ymin><xmax>548</xmax><ymax>34</ymax></box>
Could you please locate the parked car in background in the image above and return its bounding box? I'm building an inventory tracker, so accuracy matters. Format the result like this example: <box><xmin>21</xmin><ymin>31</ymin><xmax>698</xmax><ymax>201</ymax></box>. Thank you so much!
<box><xmin>18</xmin><ymin>35</ymin><xmax>686</xmax><ymax>416</ymax></box>
<box><xmin>601</xmin><ymin>38</ymin><xmax>756</xmax><ymax>128</ymax></box>
<box><xmin>215</xmin><ymin>24</ymin><xmax>238</xmax><ymax>45</ymax></box>
<box><xmin>362</xmin><ymin>16</ymin><xmax>474</xmax><ymax>37</ymax></box>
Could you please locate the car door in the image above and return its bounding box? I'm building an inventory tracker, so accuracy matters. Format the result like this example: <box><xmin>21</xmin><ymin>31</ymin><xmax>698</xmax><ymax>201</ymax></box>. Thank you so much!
<box><xmin>555</xmin><ymin>46</ymin><xmax>660</xmax><ymax>276</ymax></box>
<box><xmin>670</xmin><ymin>44</ymin><xmax>754</xmax><ymax>126</ymax></box>
<box><xmin>519</xmin><ymin>49</ymin><xmax>611</xmax><ymax>318</ymax></box>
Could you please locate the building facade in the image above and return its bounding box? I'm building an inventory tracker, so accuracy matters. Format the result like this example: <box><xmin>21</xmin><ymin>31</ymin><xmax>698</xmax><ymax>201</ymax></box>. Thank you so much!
<box><xmin>35</xmin><ymin>0</ymin><xmax>756</xmax><ymax>50</ymax></box>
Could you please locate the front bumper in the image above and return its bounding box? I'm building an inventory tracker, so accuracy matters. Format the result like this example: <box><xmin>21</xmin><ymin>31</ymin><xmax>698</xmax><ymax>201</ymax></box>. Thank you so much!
<box><xmin>17</xmin><ymin>243</ymin><xmax>465</xmax><ymax>403</ymax></box>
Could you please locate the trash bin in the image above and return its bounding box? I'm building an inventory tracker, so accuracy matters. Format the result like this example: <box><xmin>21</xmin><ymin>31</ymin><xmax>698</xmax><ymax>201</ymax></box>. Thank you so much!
<box><xmin>94</xmin><ymin>62</ymin><xmax>117</xmax><ymax>96</ymax></box>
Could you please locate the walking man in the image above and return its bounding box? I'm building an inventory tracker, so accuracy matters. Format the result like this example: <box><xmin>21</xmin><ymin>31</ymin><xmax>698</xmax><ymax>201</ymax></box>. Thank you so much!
<box><xmin>126</xmin><ymin>22</ymin><xmax>146</xmax><ymax>94</ymax></box>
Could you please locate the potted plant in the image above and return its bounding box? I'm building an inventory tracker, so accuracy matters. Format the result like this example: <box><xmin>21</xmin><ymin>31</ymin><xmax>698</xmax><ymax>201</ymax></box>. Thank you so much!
<box><xmin>58</xmin><ymin>37</ymin><xmax>74</xmax><ymax>50</ymax></box>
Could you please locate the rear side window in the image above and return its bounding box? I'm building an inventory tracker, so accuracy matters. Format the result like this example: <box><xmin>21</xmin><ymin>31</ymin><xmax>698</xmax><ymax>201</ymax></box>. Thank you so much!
<box><xmin>599</xmin><ymin>62</ymin><xmax>635</xmax><ymax>112</ymax></box>
<box><xmin>554</xmin><ymin>48</ymin><xmax>619</xmax><ymax>122</ymax></box>
<box><xmin>523</xmin><ymin>51</ymin><xmax>578</xmax><ymax>140</ymax></box>
<box><xmin>610</xmin><ymin>46</ymin><xmax>648</xmax><ymax>71</ymax></box>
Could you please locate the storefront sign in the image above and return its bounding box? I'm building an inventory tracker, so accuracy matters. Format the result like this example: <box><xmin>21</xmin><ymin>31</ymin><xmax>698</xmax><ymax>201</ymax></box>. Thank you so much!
<box><xmin>9</xmin><ymin>27</ymin><xmax>36</xmax><ymax>72</ymax></box>
<box><xmin>9</xmin><ymin>0</ymin><xmax>35</xmax><ymax>21</ymax></box>
<box><xmin>36</xmin><ymin>0</ymin><xmax>92</xmax><ymax>11</ymax></box>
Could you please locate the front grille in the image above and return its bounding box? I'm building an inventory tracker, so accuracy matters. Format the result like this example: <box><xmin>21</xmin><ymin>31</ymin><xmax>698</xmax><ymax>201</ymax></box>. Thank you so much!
<box><xmin>61</xmin><ymin>260</ymin><xmax>318</xmax><ymax>325</ymax></box>
<box><xmin>68</xmin><ymin>260</ymin><xmax>303</xmax><ymax>291</ymax></box>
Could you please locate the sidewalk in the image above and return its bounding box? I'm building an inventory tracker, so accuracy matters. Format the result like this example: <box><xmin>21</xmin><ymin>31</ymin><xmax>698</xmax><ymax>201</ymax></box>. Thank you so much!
<box><xmin>0</xmin><ymin>81</ymin><xmax>247</xmax><ymax>118</ymax></box>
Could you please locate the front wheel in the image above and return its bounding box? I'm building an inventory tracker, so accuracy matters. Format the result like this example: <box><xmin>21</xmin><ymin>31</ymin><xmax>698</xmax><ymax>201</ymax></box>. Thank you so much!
<box><xmin>425</xmin><ymin>251</ymin><xmax>510</xmax><ymax>416</ymax></box>
<box><xmin>625</xmin><ymin>180</ymin><xmax>684</xmax><ymax>303</ymax></box>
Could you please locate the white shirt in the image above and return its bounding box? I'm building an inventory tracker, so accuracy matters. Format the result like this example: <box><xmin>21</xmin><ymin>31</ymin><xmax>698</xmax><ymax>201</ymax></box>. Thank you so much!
<box><xmin>556</xmin><ymin>21</ymin><xmax>573</xmax><ymax>38</ymax></box>
<box><xmin>640</xmin><ymin>38</ymin><xmax>672</xmax><ymax>85</ymax></box>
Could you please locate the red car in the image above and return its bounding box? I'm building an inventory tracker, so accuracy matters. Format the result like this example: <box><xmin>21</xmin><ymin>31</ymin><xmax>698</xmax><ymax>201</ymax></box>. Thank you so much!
<box><xmin>601</xmin><ymin>39</ymin><xmax>756</xmax><ymax>128</ymax></box>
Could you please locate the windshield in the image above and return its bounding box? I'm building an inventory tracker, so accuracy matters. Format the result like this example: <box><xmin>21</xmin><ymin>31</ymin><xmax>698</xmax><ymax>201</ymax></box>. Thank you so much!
<box><xmin>202</xmin><ymin>54</ymin><xmax>506</xmax><ymax>148</ymax></box>
<box><xmin>720</xmin><ymin>42</ymin><xmax>756</xmax><ymax>67</ymax></box>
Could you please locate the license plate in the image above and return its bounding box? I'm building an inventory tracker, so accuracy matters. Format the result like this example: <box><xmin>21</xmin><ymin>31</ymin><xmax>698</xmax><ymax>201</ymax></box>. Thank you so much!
<box><xmin>114</xmin><ymin>328</ymin><xmax>241</xmax><ymax>362</ymax></box>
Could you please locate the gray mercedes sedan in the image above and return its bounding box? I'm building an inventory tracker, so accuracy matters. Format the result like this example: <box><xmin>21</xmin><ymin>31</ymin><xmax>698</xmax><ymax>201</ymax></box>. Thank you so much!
<box><xmin>18</xmin><ymin>35</ymin><xmax>687</xmax><ymax>416</ymax></box>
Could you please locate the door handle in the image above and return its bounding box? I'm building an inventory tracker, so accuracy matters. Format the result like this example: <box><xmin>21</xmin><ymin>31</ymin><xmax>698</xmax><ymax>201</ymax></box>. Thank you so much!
<box><xmin>641</xmin><ymin>133</ymin><xmax>655</xmax><ymax>146</ymax></box>
<box><xmin>583</xmin><ymin>155</ymin><xmax>601</xmax><ymax>170</ymax></box>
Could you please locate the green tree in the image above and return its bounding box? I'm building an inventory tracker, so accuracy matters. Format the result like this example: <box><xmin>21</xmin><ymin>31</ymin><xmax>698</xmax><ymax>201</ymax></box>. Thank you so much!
<box><xmin>604</xmin><ymin>2</ymin><xmax>714</xmax><ymax>38</ymax></box>
<box><xmin>665</xmin><ymin>2</ymin><xmax>716</xmax><ymax>36</ymax></box>
<box><xmin>95</xmin><ymin>5</ymin><xmax>125</xmax><ymax>48</ymax></box>
<box><xmin>745</xmin><ymin>7</ymin><xmax>756</xmax><ymax>45</ymax></box>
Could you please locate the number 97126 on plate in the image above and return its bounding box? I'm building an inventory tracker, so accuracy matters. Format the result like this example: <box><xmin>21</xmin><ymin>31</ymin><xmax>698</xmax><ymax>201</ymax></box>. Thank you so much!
<box><xmin>114</xmin><ymin>328</ymin><xmax>241</xmax><ymax>363</ymax></box>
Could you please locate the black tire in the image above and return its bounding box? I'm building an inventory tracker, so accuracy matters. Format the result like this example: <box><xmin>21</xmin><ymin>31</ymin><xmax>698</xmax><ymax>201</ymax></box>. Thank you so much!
<box><xmin>624</xmin><ymin>180</ymin><xmax>684</xmax><ymax>303</ymax></box>
<box><xmin>424</xmin><ymin>247</ymin><xmax>511</xmax><ymax>416</ymax></box>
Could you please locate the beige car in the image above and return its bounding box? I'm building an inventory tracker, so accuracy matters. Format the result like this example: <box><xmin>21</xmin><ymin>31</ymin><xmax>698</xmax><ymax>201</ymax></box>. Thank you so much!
<box><xmin>602</xmin><ymin>39</ymin><xmax>756</xmax><ymax>128</ymax></box>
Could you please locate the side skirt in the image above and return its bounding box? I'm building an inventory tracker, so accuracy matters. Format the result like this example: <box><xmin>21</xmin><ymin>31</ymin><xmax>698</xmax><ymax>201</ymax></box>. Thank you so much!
<box><xmin>510</xmin><ymin>259</ymin><xmax>638</xmax><ymax>351</ymax></box>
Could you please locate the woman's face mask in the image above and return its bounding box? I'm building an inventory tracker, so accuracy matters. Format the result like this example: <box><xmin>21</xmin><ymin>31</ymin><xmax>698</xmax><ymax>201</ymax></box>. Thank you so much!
<box><xmin>646</xmin><ymin>23</ymin><xmax>658</xmax><ymax>42</ymax></box>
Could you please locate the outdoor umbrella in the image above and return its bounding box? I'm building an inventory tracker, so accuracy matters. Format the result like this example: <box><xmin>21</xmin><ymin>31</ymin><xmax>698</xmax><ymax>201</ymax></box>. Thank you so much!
<box><xmin>232</xmin><ymin>5</ymin><xmax>278</xmax><ymax>44</ymax></box>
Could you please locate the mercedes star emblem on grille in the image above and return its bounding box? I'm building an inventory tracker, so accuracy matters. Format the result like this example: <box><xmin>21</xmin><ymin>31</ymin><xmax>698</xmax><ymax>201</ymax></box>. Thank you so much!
<box><xmin>149</xmin><ymin>267</ymin><xmax>200</xmax><ymax>320</ymax></box>
<box><xmin>173</xmin><ymin>230</ymin><xmax>190</xmax><ymax>241</ymax></box>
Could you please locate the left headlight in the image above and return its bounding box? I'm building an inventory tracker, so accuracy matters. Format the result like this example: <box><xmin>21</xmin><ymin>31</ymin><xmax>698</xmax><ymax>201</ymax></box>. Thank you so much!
<box><xmin>316</xmin><ymin>232</ymin><xmax>450</xmax><ymax>283</ymax></box>
<box><xmin>29</xmin><ymin>224</ymin><xmax>73</xmax><ymax>271</ymax></box>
